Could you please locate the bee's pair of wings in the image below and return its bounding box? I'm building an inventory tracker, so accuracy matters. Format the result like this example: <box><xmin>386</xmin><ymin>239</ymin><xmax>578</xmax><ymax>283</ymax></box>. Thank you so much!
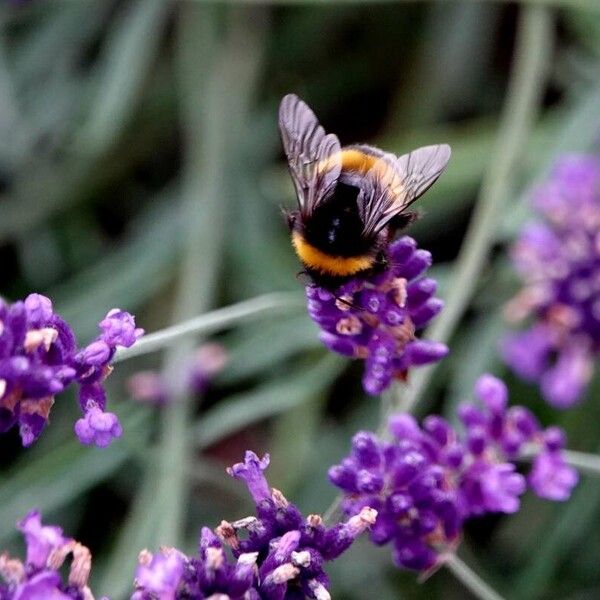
<box><xmin>278</xmin><ymin>93</ymin><xmax>451</xmax><ymax>237</ymax></box>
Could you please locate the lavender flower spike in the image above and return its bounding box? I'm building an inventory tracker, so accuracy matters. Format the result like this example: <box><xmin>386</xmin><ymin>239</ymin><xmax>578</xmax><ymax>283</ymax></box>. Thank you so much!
<box><xmin>132</xmin><ymin>451</ymin><xmax>376</xmax><ymax>598</ymax></box>
<box><xmin>329</xmin><ymin>374</ymin><xmax>578</xmax><ymax>573</ymax></box>
<box><xmin>126</xmin><ymin>343</ymin><xmax>227</xmax><ymax>407</ymax></box>
<box><xmin>132</xmin><ymin>532</ymin><xmax>259</xmax><ymax>600</ymax></box>
<box><xmin>0</xmin><ymin>293</ymin><xmax>143</xmax><ymax>447</ymax></box>
<box><xmin>0</xmin><ymin>510</ymin><xmax>99</xmax><ymax>599</ymax></box>
<box><xmin>220</xmin><ymin>451</ymin><xmax>376</xmax><ymax>600</ymax></box>
<box><xmin>306</xmin><ymin>236</ymin><xmax>448</xmax><ymax>395</ymax></box>
<box><xmin>502</xmin><ymin>154</ymin><xmax>600</xmax><ymax>408</ymax></box>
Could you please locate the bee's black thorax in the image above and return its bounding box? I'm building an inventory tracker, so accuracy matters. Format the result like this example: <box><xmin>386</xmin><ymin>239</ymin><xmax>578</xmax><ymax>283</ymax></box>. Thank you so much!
<box><xmin>300</xmin><ymin>182</ymin><xmax>373</xmax><ymax>257</ymax></box>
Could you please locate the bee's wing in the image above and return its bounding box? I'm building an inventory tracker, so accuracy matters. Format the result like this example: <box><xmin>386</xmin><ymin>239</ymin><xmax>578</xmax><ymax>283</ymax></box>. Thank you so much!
<box><xmin>279</xmin><ymin>94</ymin><xmax>342</xmax><ymax>217</ymax></box>
<box><xmin>359</xmin><ymin>144</ymin><xmax>451</xmax><ymax>237</ymax></box>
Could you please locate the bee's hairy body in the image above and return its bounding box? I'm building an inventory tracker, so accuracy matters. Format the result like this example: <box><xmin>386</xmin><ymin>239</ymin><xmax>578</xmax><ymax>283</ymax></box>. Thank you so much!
<box><xmin>278</xmin><ymin>94</ymin><xmax>451</xmax><ymax>290</ymax></box>
<box><xmin>289</xmin><ymin>179</ymin><xmax>386</xmax><ymax>288</ymax></box>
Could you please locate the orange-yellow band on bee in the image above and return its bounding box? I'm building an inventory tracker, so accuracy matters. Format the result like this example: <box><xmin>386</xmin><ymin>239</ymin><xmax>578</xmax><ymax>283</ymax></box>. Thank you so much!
<box><xmin>319</xmin><ymin>149</ymin><xmax>405</xmax><ymax>197</ymax></box>
<box><xmin>292</xmin><ymin>231</ymin><xmax>373</xmax><ymax>276</ymax></box>
<box><xmin>318</xmin><ymin>149</ymin><xmax>379</xmax><ymax>176</ymax></box>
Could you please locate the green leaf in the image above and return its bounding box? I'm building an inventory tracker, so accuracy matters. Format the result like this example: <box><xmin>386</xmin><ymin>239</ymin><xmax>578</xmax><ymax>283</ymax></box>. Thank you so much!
<box><xmin>193</xmin><ymin>354</ymin><xmax>345</xmax><ymax>450</ymax></box>
<box><xmin>51</xmin><ymin>189</ymin><xmax>183</xmax><ymax>339</ymax></box>
<box><xmin>0</xmin><ymin>404</ymin><xmax>151</xmax><ymax>546</ymax></box>
<box><xmin>76</xmin><ymin>0</ymin><xmax>171</xmax><ymax>156</ymax></box>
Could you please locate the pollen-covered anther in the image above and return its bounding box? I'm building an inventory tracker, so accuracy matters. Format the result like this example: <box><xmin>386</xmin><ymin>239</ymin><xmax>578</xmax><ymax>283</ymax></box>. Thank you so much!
<box><xmin>306</xmin><ymin>514</ymin><xmax>323</xmax><ymax>528</ymax></box>
<box><xmin>308</xmin><ymin>579</ymin><xmax>332</xmax><ymax>600</ymax></box>
<box><xmin>503</xmin><ymin>286</ymin><xmax>550</xmax><ymax>323</ymax></box>
<box><xmin>237</xmin><ymin>552</ymin><xmax>259</xmax><ymax>567</ymax></box>
<box><xmin>216</xmin><ymin>521</ymin><xmax>239</xmax><ymax>550</ymax></box>
<box><xmin>546</xmin><ymin>303</ymin><xmax>581</xmax><ymax>330</ymax></box>
<box><xmin>362</xmin><ymin>313</ymin><xmax>379</xmax><ymax>328</ymax></box>
<box><xmin>271</xmin><ymin>488</ymin><xmax>289</xmax><ymax>508</ymax></box>
<box><xmin>24</xmin><ymin>327</ymin><xmax>58</xmax><ymax>352</ymax></box>
<box><xmin>391</xmin><ymin>277</ymin><xmax>408</xmax><ymax>307</ymax></box>
<box><xmin>231</xmin><ymin>516</ymin><xmax>259</xmax><ymax>531</ymax></box>
<box><xmin>335</xmin><ymin>295</ymin><xmax>353</xmax><ymax>311</ymax></box>
<box><xmin>81</xmin><ymin>586</ymin><xmax>95</xmax><ymax>600</ymax></box>
<box><xmin>20</xmin><ymin>396</ymin><xmax>54</xmax><ymax>419</ymax></box>
<box><xmin>1</xmin><ymin>388</ymin><xmax>20</xmax><ymax>413</ymax></box>
<box><xmin>205</xmin><ymin>594</ymin><xmax>230</xmax><ymax>600</ymax></box>
<box><xmin>0</xmin><ymin>379</ymin><xmax>6</xmax><ymax>400</ymax></box>
<box><xmin>347</xmin><ymin>507</ymin><xmax>378</xmax><ymax>534</ymax></box>
<box><xmin>424</xmin><ymin>524</ymin><xmax>450</xmax><ymax>546</ymax></box>
<box><xmin>291</xmin><ymin>550</ymin><xmax>311</xmax><ymax>568</ymax></box>
<box><xmin>335</xmin><ymin>315</ymin><xmax>362</xmax><ymax>335</ymax></box>
<box><xmin>137</xmin><ymin>549</ymin><xmax>153</xmax><ymax>567</ymax></box>
<box><xmin>69</xmin><ymin>542</ymin><xmax>93</xmax><ymax>588</ymax></box>
<box><xmin>390</xmin><ymin>317</ymin><xmax>416</xmax><ymax>346</ymax></box>
<box><xmin>355</xmin><ymin>346</ymin><xmax>369</xmax><ymax>359</ymax></box>
<box><xmin>48</xmin><ymin>540</ymin><xmax>92</xmax><ymax>588</ymax></box>
<box><xmin>265</xmin><ymin>563</ymin><xmax>299</xmax><ymax>585</ymax></box>
<box><xmin>206</xmin><ymin>547</ymin><xmax>225</xmax><ymax>570</ymax></box>
<box><xmin>101</xmin><ymin>364</ymin><xmax>114</xmax><ymax>381</ymax></box>
<box><xmin>0</xmin><ymin>553</ymin><xmax>25</xmax><ymax>584</ymax></box>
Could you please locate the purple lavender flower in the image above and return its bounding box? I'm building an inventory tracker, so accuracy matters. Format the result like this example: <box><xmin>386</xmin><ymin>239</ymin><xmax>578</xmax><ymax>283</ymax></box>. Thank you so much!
<box><xmin>0</xmin><ymin>510</ymin><xmax>99</xmax><ymax>599</ymax></box>
<box><xmin>132</xmin><ymin>451</ymin><xmax>376</xmax><ymax>599</ymax></box>
<box><xmin>126</xmin><ymin>372</ymin><xmax>168</xmax><ymax>407</ymax></box>
<box><xmin>0</xmin><ymin>293</ymin><xmax>143</xmax><ymax>447</ymax></box>
<box><xmin>188</xmin><ymin>343</ymin><xmax>228</xmax><ymax>395</ymax></box>
<box><xmin>126</xmin><ymin>343</ymin><xmax>227</xmax><ymax>406</ymax></box>
<box><xmin>306</xmin><ymin>236</ymin><xmax>447</xmax><ymax>395</ymax></box>
<box><xmin>132</xmin><ymin>548</ymin><xmax>187</xmax><ymax>600</ymax></box>
<box><xmin>329</xmin><ymin>374</ymin><xmax>578</xmax><ymax>572</ymax></box>
<box><xmin>502</xmin><ymin>155</ymin><xmax>600</xmax><ymax>408</ymax></box>
<box><xmin>132</xmin><ymin>532</ymin><xmax>258</xmax><ymax>600</ymax></box>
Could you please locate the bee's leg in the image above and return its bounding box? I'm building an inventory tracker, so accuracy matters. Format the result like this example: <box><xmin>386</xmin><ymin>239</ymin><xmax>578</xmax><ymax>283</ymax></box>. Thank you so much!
<box><xmin>296</xmin><ymin>270</ymin><xmax>311</xmax><ymax>286</ymax></box>
<box><xmin>284</xmin><ymin>210</ymin><xmax>299</xmax><ymax>231</ymax></box>
<box><xmin>387</xmin><ymin>211</ymin><xmax>419</xmax><ymax>235</ymax></box>
<box><xmin>373</xmin><ymin>249</ymin><xmax>388</xmax><ymax>272</ymax></box>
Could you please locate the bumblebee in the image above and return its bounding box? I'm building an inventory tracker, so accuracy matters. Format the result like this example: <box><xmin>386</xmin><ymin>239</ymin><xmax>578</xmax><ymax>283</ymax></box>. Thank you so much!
<box><xmin>279</xmin><ymin>94</ymin><xmax>451</xmax><ymax>289</ymax></box>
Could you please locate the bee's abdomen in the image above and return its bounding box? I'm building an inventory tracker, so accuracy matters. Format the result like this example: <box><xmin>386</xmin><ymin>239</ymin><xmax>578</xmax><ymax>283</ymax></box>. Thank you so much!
<box><xmin>303</xmin><ymin>181</ymin><xmax>371</xmax><ymax>256</ymax></box>
<box><xmin>292</xmin><ymin>231</ymin><xmax>375</xmax><ymax>277</ymax></box>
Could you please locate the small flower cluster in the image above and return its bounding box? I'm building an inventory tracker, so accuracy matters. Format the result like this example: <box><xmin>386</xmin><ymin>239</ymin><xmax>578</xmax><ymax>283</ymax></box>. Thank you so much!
<box><xmin>328</xmin><ymin>374</ymin><xmax>578</xmax><ymax>572</ymax></box>
<box><xmin>0</xmin><ymin>294</ymin><xmax>143</xmax><ymax>447</ymax></box>
<box><xmin>126</xmin><ymin>343</ymin><xmax>227</xmax><ymax>406</ymax></box>
<box><xmin>306</xmin><ymin>236</ymin><xmax>448</xmax><ymax>395</ymax></box>
<box><xmin>132</xmin><ymin>451</ymin><xmax>376</xmax><ymax>599</ymax></box>
<box><xmin>503</xmin><ymin>155</ymin><xmax>600</xmax><ymax>408</ymax></box>
<box><xmin>0</xmin><ymin>510</ymin><xmax>101</xmax><ymax>600</ymax></box>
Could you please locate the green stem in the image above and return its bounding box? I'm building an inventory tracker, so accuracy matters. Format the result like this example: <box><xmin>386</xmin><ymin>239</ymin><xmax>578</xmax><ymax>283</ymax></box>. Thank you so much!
<box><xmin>113</xmin><ymin>292</ymin><xmax>303</xmax><ymax>363</ymax></box>
<box><xmin>392</xmin><ymin>4</ymin><xmax>553</xmax><ymax>417</ymax></box>
<box><xmin>562</xmin><ymin>450</ymin><xmax>600</xmax><ymax>476</ymax></box>
<box><xmin>153</xmin><ymin>4</ymin><xmax>266</xmax><ymax>547</ymax></box>
<box><xmin>521</xmin><ymin>448</ymin><xmax>600</xmax><ymax>478</ymax></box>
<box><xmin>152</xmin><ymin>3</ymin><xmax>223</xmax><ymax>548</ymax></box>
<box><xmin>444</xmin><ymin>554</ymin><xmax>506</xmax><ymax>600</ymax></box>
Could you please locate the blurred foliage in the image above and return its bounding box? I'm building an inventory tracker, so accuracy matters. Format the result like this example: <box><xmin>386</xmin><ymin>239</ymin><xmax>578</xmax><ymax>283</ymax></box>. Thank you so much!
<box><xmin>2</xmin><ymin>1</ymin><xmax>600</xmax><ymax>599</ymax></box>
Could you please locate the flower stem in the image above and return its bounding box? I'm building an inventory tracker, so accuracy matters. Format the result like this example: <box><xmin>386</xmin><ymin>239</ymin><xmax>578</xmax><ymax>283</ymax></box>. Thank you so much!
<box><xmin>558</xmin><ymin>450</ymin><xmax>600</xmax><ymax>477</ymax></box>
<box><xmin>518</xmin><ymin>446</ymin><xmax>600</xmax><ymax>478</ymax></box>
<box><xmin>392</xmin><ymin>4</ymin><xmax>553</xmax><ymax>416</ymax></box>
<box><xmin>152</xmin><ymin>3</ymin><xmax>223</xmax><ymax>548</ymax></box>
<box><xmin>113</xmin><ymin>292</ymin><xmax>303</xmax><ymax>363</ymax></box>
<box><xmin>444</xmin><ymin>554</ymin><xmax>506</xmax><ymax>600</ymax></box>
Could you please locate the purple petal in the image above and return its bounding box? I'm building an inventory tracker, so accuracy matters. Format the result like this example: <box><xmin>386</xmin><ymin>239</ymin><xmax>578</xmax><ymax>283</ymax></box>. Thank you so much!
<box><xmin>99</xmin><ymin>309</ymin><xmax>144</xmax><ymax>348</ymax></box>
<box><xmin>529</xmin><ymin>452</ymin><xmax>578</xmax><ymax>501</ymax></box>
<box><xmin>17</xmin><ymin>510</ymin><xmax>66</xmax><ymax>569</ymax></box>
<box><xmin>227</xmin><ymin>451</ymin><xmax>271</xmax><ymax>504</ymax></box>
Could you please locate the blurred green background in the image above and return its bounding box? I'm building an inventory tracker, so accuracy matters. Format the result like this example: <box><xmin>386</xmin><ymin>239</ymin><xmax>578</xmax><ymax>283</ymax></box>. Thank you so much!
<box><xmin>2</xmin><ymin>1</ymin><xmax>600</xmax><ymax>598</ymax></box>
